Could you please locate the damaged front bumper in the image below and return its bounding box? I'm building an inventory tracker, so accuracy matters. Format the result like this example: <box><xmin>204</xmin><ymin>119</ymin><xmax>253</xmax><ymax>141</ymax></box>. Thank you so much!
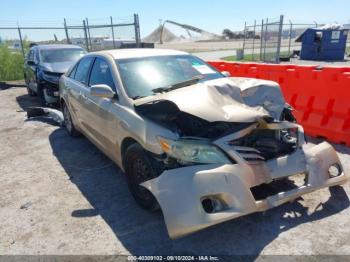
<box><xmin>142</xmin><ymin>123</ymin><xmax>349</xmax><ymax>239</ymax></box>
<box><xmin>43</xmin><ymin>82</ymin><xmax>60</xmax><ymax>104</ymax></box>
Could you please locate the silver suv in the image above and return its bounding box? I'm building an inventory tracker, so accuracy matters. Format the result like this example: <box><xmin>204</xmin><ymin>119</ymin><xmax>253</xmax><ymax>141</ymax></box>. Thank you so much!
<box><xmin>59</xmin><ymin>48</ymin><xmax>348</xmax><ymax>238</ymax></box>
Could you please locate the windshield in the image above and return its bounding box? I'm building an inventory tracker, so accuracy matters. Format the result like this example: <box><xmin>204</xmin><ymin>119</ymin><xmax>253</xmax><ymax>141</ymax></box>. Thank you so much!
<box><xmin>116</xmin><ymin>55</ymin><xmax>224</xmax><ymax>99</ymax></box>
<box><xmin>40</xmin><ymin>49</ymin><xmax>86</xmax><ymax>63</ymax></box>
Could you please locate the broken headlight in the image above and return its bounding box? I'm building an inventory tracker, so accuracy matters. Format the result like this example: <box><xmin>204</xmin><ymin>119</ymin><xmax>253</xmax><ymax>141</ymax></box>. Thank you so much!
<box><xmin>157</xmin><ymin>137</ymin><xmax>231</xmax><ymax>165</ymax></box>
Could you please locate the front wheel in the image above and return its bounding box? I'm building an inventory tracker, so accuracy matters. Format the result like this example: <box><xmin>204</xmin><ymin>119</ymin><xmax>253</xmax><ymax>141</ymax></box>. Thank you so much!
<box><xmin>124</xmin><ymin>144</ymin><xmax>161</xmax><ymax>211</ymax></box>
<box><xmin>37</xmin><ymin>85</ymin><xmax>46</xmax><ymax>106</ymax></box>
<box><xmin>26</xmin><ymin>86</ymin><xmax>35</xmax><ymax>96</ymax></box>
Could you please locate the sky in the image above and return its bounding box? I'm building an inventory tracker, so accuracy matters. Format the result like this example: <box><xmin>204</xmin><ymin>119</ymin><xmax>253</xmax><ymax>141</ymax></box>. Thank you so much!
<box><xmin>0</xmin><ymin>0</ymin><xmax>349</xmax><ymax>41</ymax></box>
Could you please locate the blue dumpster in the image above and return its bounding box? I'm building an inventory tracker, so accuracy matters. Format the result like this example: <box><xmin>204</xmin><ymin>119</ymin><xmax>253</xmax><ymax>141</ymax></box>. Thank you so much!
<box><xmin>296</xmin><ymin>28</ymin><xmax>348</xmax><ymax>61</ymax></box>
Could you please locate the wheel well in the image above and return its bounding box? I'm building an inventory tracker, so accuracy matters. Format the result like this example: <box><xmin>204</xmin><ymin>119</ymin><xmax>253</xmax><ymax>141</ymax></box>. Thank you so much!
<box><xmin>60</xmin><ymin>98</ymin><xmax>66</xmax><ymax>108</ymax></box>
<box><xmin>121</xmin><ymin>137</ymin><xmax>139</xmax><ymax>167</ymax></box>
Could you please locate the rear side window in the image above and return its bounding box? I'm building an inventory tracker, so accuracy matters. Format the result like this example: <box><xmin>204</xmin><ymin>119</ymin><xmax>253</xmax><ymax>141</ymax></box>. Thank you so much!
<box><xmin>89</xmin><ymin>58</ymin><xmax>115</xmax><ymax>90</ymax></box>
<box><xmin>74</xmin><ymin>57</ymin><xmax>94</xmax><ymax>84</ymax></box>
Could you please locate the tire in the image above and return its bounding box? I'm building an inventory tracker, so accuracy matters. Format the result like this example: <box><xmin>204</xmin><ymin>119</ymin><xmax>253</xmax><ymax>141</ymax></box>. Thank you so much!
<box><xmin>124</xmin><ymin>143</ymin><xmax>162</xmax><ymax>211</ymax></box>
<box><xmin>26</xmin><ymin>86</ymin><xmax>35</xmax><ymax>96</ymax></box>
<box><xmin>37</xmin><ymin>84</ymin><xmax>46</xmax><ymax>106</ymax></box>
<box><xmin>62</xmin><ymin>102</ymin><xmax>81</xmax><ymax>137</ymax></box>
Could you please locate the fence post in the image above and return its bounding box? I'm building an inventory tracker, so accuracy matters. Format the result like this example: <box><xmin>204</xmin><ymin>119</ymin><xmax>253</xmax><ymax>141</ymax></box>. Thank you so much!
<box><xmin>252</xmin><ymin>20</ymin><xmax>256</xmax><ymax>61</ymax></box>
<box><xmin>260</xmin><ymin>19</ymin><xmax>264</xmax><ymax>61</ymax></box>
<box><xmin>110</xmin><ymin>16</ymin><xmax>116</xmax><ymax>49</ymax></box>
<box><xmin>83</xmin><ymin>20</ymin><xmax>90</xmax><ymax>52</ymax></box>
<box><xmin>242</xmin><ymin>21</ymin><xmax>247</xmax><ymax>57</ymax></box>
<box><xmin>134</xmin><ymin>14</ymin><xmax>141</xmax><ymax>47</ymax></box>
<box><xmin>86</xmin><ymin>18</ymin><xmax>92</xmax><ymax>50</ymax></box>
<box><xmin>263</xmin><ymin>18</ymin><xmax>268</xmax><ymax>61</ymax></box>
<box><xmin>276</xmin><ymin>15</ymin><xmax>284</xmax><ymax>63</ymax></box>
<box><xmin>17</xmin><ymin>26</ymin><xmax>25</xmax><ymax>58</ymax></box>
<box><xmin>288</xmin><ymin>20</ymin><xmax>292</xmax><ymax>56</ymax></box>
<box><xmin>64</xmin><ymin>18</ymin><xmax>71</xmax><ymax>44</ymax></box>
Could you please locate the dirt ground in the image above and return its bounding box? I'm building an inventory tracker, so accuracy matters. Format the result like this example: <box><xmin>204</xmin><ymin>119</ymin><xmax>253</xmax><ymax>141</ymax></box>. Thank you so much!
<box><xmin>0</xmin><ymin>82</ymin><xmax>350</xmax><ymax>257</ymax></box>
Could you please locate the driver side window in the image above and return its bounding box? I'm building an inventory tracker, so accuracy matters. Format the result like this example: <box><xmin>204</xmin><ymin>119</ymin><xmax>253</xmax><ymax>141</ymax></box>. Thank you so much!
<box><xmin>89</xmin><ymin>58</ymin><xmax>115</xmax><ymax>90</ymax></box>
<box><xmin>27</xmin><ymin>49</ymin><xmax>35</xmax><ymax>62</ymax></box>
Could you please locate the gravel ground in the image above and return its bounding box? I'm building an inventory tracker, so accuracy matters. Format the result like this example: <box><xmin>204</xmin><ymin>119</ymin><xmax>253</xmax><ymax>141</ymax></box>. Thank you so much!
<box><xmin>0</xmin><ymin>82</ymin><xmax>350</xmax><ymax>257</ymax></box>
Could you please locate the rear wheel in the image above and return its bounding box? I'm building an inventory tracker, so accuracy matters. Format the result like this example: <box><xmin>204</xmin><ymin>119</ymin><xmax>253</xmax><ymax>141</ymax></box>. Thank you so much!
<box><xmin>124</xmin><ymin>143</ymin><xmax>161</xmax><ymax>211</ymax></box>
<box><xmin>62</xmin><ymin>102</ymin><xmax>80</xmax><ymax>137</ymax></box>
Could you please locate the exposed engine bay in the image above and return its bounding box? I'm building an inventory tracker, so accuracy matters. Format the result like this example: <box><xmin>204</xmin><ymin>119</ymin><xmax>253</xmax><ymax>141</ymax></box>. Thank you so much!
<box><xmin>135</xmin><ymin>99</ymin><xmax>254</xmax><ymax>139</ymax></box>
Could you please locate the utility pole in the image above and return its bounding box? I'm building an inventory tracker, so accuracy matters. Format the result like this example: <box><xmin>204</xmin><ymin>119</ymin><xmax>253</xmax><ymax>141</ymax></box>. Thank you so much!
<box><xmin>134</xmin><ymin>14</ymin><xmax>141</xmax><ymax>47</ymax></box>
<box><xmin>86</xmin><ymin>18</ymin><xmax>92</xmax><ymax>49</ymax></box>
<box><xmin>110</xmin><ymin>16</ymin><xmax>116</xmax><ymax>49</ymax></box>
<box><xmin>17</xmin><ymin>25</ymin><xmax>25</xmax><ymax>58</ymax></box>
<box><xmin>64</xmin><ymin>18</ymin><xmax>71</xmax><ymax>44</ymax></box>
<box><xmin>83</xmin><ymin>20</ymin><xmax>90</xmax><ymax>51</ymax></box>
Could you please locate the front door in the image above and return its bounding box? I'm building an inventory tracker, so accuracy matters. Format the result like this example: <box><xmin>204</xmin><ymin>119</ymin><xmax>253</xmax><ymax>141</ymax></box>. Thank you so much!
<box><xmin>80</xmin><ymin>57</ymin><xmax>119</xmax><ymax>155</ymax></box>
<box><xmin>26</xmin><ymin>49</ymin><xmax>38</xmax><ymax>92</ymax></box>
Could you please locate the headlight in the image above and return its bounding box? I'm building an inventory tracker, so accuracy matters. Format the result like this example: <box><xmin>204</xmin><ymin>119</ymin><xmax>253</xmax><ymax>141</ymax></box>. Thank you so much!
<box><xmin>158</xmin><ymin>137</ymin><xmax>231</xmax><ymax>165</ymax></box>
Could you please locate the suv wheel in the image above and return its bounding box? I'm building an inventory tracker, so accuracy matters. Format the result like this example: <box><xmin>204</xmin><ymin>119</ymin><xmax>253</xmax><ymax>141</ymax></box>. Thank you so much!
<box><xmin>124</xmin><ymin>143</ymin><xmax>161</xmax><ymax>211</ymax></box>
<box><xmin>62</xmin><ymin>103</ymin><xmax>80</xmax><ymax>137</ymax></box>
<box><xmin>37</xmin><ymin>85</ymin><xmax>46</xmax><ymax>106</ymax></box>
<box><xmin>26</xmin><ymin>86</ymin><xmax>35</xmax><ymax>96</ymax></box>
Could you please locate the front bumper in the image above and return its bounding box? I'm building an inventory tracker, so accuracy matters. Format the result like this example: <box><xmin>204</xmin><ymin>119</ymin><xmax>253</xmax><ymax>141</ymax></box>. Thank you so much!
<box><xmin>41</xmin><ymin>81</ymin><xmax>59</xmax><ymax>104</ymax></box>
<box><xmin>142</xmin><ymin>126</ymin><xmax>348</xmax><ymax>239</ymax></box>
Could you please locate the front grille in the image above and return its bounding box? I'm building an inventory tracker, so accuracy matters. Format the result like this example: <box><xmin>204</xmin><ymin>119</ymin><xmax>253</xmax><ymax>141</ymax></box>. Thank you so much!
<box><xmin>229</xmin><ymin>129</ymin><xmax>297</xmax><ymax>161</ymax></box>
<box><xmin>231</xmin><ymin>146</ymin><xmax>265</xmax><ymax>162</ymax></box>
<box><xmin>250</xmin><ymin>173</ymin><xmax>307</xmax><ymax>201</ymax></box>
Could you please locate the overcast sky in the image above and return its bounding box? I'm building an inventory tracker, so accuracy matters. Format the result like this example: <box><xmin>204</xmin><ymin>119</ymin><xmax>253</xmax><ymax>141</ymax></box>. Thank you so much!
<box><xmin>0</xmin><ymin>0</ymin><xmax>349</xmax><ymax>41</ymax></box>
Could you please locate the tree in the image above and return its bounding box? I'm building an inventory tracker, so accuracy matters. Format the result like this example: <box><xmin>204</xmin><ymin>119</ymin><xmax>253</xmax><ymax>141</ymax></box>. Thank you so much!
<box><xmin>222</xmin><ymin>28</ymin><xmax>236</xmax><ymax>39</ymax></box>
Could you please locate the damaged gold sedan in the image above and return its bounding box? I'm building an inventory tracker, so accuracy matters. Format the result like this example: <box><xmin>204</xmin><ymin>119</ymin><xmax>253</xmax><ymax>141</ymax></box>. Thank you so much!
<box><xmin>59</xmin><ymin>49</ymin><xmax>348</xmax><ymax>239</ymax></box>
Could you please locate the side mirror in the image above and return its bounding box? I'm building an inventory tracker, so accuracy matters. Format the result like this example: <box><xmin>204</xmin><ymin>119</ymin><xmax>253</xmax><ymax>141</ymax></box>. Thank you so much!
<box><xmin>90</xmin><ymin>84</ymin><xmax>116</xmax><ymax>99</ymax></box>
<box><xmin>221</xmin><ymin>71</ymin><xmax>231</xmax><ymax>77</ymax></box>
<box><xmin>27</xmin><ymin>60</ymin><xmax>36</xmax><ymax>66</ymax></box>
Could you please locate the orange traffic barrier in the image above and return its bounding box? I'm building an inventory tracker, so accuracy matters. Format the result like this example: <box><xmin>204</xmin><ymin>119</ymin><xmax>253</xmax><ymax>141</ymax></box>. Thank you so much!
<box><xmin>208</xmin><ymin>61</ymin><xmax>350</xmax><ymax>146</ymax></box>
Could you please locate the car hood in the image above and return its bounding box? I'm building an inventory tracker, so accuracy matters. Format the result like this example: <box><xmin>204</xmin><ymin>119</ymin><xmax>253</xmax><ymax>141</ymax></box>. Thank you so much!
<box><xmin>40</xmin><ymin>61</ymin><xmax>74</xmax><ymax>74</ymax></box>
<box><xmin>134</xmin><ymin>77</ymin><xmax>286</xmax><ymax>123</ymax></box>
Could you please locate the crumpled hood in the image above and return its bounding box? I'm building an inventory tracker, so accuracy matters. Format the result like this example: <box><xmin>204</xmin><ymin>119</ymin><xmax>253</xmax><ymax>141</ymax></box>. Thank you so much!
<box><xmin>40</xmin><ymin>61</ymin><xmax>74</xmax><ymax>74</ymax></box>
<box><xmin>134</xmin><ymin>77</ymin><xmax>286</xmax><ymax>123</ymax></box>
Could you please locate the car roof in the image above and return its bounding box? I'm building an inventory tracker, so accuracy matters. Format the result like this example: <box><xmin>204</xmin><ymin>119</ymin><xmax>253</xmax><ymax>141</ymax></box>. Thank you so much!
<box><xmin>35</xmin><ymin>44</ymin><xmax>84</xmax><ymax>51</ymax></box>
<box><xmin>95</xmin><ymin>48</ymin><xmax>189</xmax><ymax>60</ymax></box>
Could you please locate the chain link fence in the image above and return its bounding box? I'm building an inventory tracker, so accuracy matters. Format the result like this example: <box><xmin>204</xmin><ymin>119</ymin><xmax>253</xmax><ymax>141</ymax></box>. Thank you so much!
<box><xmin>242</xmin><ymin>16</ymin><xmax>284</xmax><ymax>63</ymax></box>
<box><xmin>0</xmin><ymin>14</ymin><xmax>141</xmax><ymax>57</ymax></box>
<box><xmin>242</xmin><ymin>17</ymin><xmax>350</xmax><ymax>63</ymax></box>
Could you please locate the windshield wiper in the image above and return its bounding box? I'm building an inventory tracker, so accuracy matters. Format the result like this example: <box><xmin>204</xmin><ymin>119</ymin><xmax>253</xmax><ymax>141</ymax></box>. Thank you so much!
<box><xmin>152</xmin><ymin>75</ymin><xmax>203</xmax><ymax>94</ymax></box>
